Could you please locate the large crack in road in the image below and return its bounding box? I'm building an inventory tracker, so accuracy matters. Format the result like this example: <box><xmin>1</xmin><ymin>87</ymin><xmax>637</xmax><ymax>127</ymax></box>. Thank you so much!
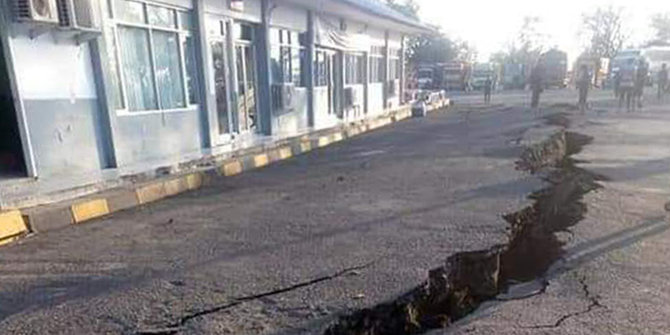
<box><xmin>324</xmin><ymin>113</ymin><xmax>605</xmax><ymax>335</ymax></box>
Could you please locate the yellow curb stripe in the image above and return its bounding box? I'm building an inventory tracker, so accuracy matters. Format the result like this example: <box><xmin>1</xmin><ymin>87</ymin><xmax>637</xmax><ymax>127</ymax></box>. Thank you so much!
<box><xmin>278</xmin><ymin>147</ymin><xmax>293</xmax><ymax>160</ymax></box>
<box><xmin>0</xmin><ymin>210</ymin><xmax>27</xmax><ymax>241</ymax></box>
<box><xmin>254</xmin><ymin>154</ymin><xmax>269</xmax><ymax>168</ymax></box>
<box><xmin>164</xmin><ymin>178</ymin><xmax>187</xmax><ymax>197</ymax></box>
<box><xmin>318</xmin><ymin>136</ymin><xmax>331</xmax><ymax>147</ymax></box>
<box><xmin>300</xmin><ymin>141</ymin><xmax>312</xmax><ymax>152</ymax></box>
<box><xmin>0</xmin><ymin>235</ymin><xmax>21</xmax><ymax>246</ymax></box>
<box><xmin>332</xmin><ymin>132</ymin><xmax>343</xmax><ymax>142</ymax></box>
<box><xmin>136</xmin><ymin>183</ymin><xmax>167</xmax><ymax>205</ymax></box>
<box><xmin>185</xmin><ymin>173</ymin><xmax>203</xmax><ymax>190</ymax></box>
<box><xmin>71</xmin><ymin>199</ymin><xmax>110</xmax><ymax>223</ymax></box>
<box><xmin>222</xmin><ymin>161</ymin><xmax>243</xmax><ymax>176</ymax></box>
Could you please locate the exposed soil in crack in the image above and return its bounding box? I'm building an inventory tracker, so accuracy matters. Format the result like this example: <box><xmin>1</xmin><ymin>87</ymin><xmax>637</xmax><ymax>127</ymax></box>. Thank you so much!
<box><xmin>324</xmin><ymin>120</ymin><xmax>604</xmax><ymax>334</ymax></box>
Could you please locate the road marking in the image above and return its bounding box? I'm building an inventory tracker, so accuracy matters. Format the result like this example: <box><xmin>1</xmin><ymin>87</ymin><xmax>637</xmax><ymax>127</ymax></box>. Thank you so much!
<box><xmin>163</xmin><ymin>178</ymin><xmax>186</xmax><ymax>197</ymax></box>
<box><xmin>136</xmin><ymin>183</ymin><xmax>166</xmax><ymax>204</ymax></box>
<box><xmin>278</xmin><ymin>147</ymin><xmax>293</xmax><ymax>160</ymax></box>
<box><xmin>254</xmin><ymin>154</ymin><xmax>270</xmax><ymax>168</ymax></box>
<box><xmin>71</xmin><ymin>199</ymin><xmax>110</xmax><ymax>223</ymax></box>
<box><xmin>0</xmin><ymin>210</ymin><xmax>27</xmax><ymax>243</ymax></box>
<box><xmin>222</xmin><ymin>161</ymin><xmax>243</xmax><ymax>176</ymax></box>
<box><xmin>318</xmin><ymin>136</ymin><xmax>331</xmax><ymax>147</ymax></box>
<box><xmin>332</xmin><ymin>132</ymin><xmax>344</xmax><ymax>142</ymax></box>
<box><xmin>185</xmin><ymin>173</ymin><xmax>203</xmax><ymax>190</ymax></box>
<box><xmin>300</xmin><ymin>141</ymin><xmax>312</xmax><ymax>152</ymax></box>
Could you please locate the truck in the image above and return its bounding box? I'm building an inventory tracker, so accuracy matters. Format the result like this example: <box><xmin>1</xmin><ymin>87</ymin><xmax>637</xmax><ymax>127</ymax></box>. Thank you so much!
<box><xmin>572</xmin><ymin>55</ymin><xmax>610</xmax><ymax>88</ymax></box>
<box><xmin>471</xmin><ymin>63</ymin><xmax>500</xmax><ymax>91</ymax></box>
<box><xmin>415</xmin><ymin>62</ymin><xmax>472</xmax><ymax>91</ymax></box>
<box><xmin>442</xmin><ymin>61</ymin><xmax>472</xmax><ymax>91</ymax></box>
<box><xmin>539</xmin><ymin>49</ymin><xmax>568</xmax><ymax>88</ymax></box>
<box><xmin>502</xmin><ymin>62</ymin><xmax>526</xmax><ymax>90</ymax></box>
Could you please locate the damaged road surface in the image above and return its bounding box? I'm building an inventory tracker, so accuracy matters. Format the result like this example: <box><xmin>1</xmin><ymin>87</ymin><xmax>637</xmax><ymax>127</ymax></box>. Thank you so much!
<box><xmin>324</xmin><ymin>125</ymin><xmax>605</xmax><ymax>335</ymax></box>
<box><xmin>0</xmin><ymin>92</ymin><xmax>623</xmax><ymax>335</ymax></box>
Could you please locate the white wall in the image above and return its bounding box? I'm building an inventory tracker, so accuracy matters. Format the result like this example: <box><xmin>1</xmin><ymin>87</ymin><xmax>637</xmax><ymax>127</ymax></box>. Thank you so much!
<box><xmin>269</xmin><ymin>2</ymin><xmax>307</xmax><ymax>32</ymax></box>
<box><xmin>10</xmin><ymin>34</ymin><xmax>97</xmax><ymax>101</ymax></box>
<box><xmin>204</xmin><ymin>0</ymin><xmax>261</xmax><ymax>22</ymax></box>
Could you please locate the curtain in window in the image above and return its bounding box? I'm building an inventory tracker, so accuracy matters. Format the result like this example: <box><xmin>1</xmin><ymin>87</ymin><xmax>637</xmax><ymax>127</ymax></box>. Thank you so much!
<box><xmin>153</xmin><ymin>31</ymin><xmax>186</xmax><ymax>109</ymax></box>
<box><xmin>119</xmin><ymin>26</ymin><xmax>157</xmax><ymax>111</ymax></box>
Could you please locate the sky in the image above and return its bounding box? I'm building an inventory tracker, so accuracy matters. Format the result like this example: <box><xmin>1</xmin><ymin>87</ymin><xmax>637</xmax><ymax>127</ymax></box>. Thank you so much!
<box><xmin>416</xmin><ymin>0</ymin><xmax>669</xmax><ymax>64</ymax></box>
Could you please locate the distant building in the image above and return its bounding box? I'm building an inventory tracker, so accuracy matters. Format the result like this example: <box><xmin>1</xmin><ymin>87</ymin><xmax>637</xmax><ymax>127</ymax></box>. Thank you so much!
<box><xmin>0</xmin><ymin>0</ymin><xmax>430</xmax><ymax>206</ymax></box>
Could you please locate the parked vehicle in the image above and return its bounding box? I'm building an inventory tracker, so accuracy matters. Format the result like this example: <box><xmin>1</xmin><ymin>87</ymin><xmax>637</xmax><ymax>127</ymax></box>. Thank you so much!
<box><xmin>502</xmin><ymin>62</ymin><xmax>527</xmax><ymax>90</ymax></box>
<box><xmin>539</xmin><ymin>49</ymin><xmax>568</xmax><ymax>88</ymax></box>
<box><xmin>442</xmin><ymin>61</ymin><xmax>472</xmax><ymax>91</ymax></box>
<box><xmin>415</xmin><ymin>62</ymin><xmax>472</xmax><ymax>91</ymax></box>
<box><xmin>572</xmin><ymin>55</ymin><xmax>609</xmax><ymax>88</ymax></box>
<box><xmin>471</xmin><ymin>63</ymin><xmax>500</xmax><ymax>91</ymax></box>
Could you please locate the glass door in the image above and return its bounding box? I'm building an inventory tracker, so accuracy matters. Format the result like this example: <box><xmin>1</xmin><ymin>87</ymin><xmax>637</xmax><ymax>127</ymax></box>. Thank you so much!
<box><xmin>233</xmin><ymin>22</ymin><xmax>258</xmax><ymax>133</ymax></box>
<box><xmin>211</xmin><ymin>40</ymin><xmax>230</xmax><ymax>135</ymax></box>
<box><xmin>207</xmin><ymin>17</ymin><xmax>232</xmax><ymax>140</ymax></box>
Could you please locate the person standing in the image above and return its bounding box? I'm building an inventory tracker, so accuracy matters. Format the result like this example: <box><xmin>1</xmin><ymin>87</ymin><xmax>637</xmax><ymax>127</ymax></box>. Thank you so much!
<box><xmin>618</xmin><ymin>58</ymin><xmax>637</xmax><ymax>112</ymax></box>
<box><xmin>576</xmin><ymin>65</ymin><xmax>591</xmax><ymax>113</ymax></box>
<box><xmin>530</xmin><ymin>64</ymin><xmax>544</xmax><ymax>110</ymax></box>
<box><xmin>658</xmin><ymin>63</ymin><xmax>668</xmax><ymax>100</ymax></box>
<box><xmin>635</xmin><ymin>59</ymin><xmax>648</xmax><ymax>109</ymax></box>
<box><xmin>483</xmin><ymin>75</ymin><xmax>493</xmax><ymax>105</ymax></box>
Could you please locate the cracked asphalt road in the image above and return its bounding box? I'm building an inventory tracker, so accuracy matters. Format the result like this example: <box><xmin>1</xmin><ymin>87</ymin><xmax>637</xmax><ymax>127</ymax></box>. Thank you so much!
<box><xmin>0</xmin><ymin>92</ymin><xmax>544</xmax><ymax>335</ymax></box>
<box><xmin>438</xmin><ymin>91</ymin><xmax>670</xmax><ymax>335</ymax></box>
<box><xmin>2</xmin><ymin>89</ymin><xmax>669</xmax><ymax>335</ymax></box>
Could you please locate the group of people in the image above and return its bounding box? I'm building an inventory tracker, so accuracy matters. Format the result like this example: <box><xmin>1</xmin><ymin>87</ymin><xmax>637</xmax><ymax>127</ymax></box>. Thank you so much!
<box><xmin>484</xmin><ymin>61</ymin><xmax>670</xmax><ymax>112</ymax></box>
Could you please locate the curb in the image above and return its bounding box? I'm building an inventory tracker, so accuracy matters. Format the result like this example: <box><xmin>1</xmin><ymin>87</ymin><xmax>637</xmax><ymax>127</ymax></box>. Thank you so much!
<box><xmin>1</xmin><ymin>102</ymin><xmax>448</xmax><ymax>244</ymax></box>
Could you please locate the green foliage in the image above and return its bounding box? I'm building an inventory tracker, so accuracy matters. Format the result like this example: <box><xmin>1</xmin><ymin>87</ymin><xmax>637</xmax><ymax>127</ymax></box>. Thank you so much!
<box><xmin>581</xmin><ymin>6</ymin><xmax>628</xmax><ymax>59</ymax></box>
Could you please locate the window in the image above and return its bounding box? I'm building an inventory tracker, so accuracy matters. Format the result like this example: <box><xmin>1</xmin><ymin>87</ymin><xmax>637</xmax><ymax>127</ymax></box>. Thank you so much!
<box><xmin>314</xmin><ymin>49</ymin><xmax>331</xmax><ymax>87</ymax></box>
<box><xmin>107</xmin><ymin>0</ymin><xmax>197</xmax><ymax>112</ymax></box>
<box><xmin>345</xmin><ymin>53</ymin><xmax>365</xmax><ymax>85</ymax></box>
<box><xmin>389</xmin><ymin>48</ymin><xmax>402</xmax><ymax>81</ymax></box>
<box><xmin>369</xmin><ymin>46</ymin><xmax>384</xmax><ymax>83</ymax></box>
<box><xmin>270</xmin><ymin>28</ymin><xmax>306</xmax><ymax>86</ymax></box>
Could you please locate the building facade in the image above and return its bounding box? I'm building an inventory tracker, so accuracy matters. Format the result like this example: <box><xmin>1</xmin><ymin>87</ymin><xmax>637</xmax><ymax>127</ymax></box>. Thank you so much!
<box><xmin>0</xmin><ymin>0</ymin><xmax>428</xmax><ymax>205</ymax></box>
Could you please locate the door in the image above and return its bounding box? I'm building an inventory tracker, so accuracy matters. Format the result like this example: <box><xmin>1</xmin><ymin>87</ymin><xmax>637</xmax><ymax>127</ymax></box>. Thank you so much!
<box><xmin>0</xmin><ymin>36</ymin><xmax>26</xmax><ymax>178</ymax></box>
<box><xmin>232</xmin><ymin>22</ymin><xmax>257</xmax><ymax>133</ymax></box>
<box><xmin>211</xmin><ymin>40</ymin><xmax>231</xmax><ymax>136</ymax></box>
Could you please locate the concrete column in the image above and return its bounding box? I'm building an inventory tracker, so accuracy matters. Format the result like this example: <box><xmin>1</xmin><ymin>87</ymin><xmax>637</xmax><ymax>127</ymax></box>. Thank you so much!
<box><xmin>306</xmin><ymin>10</ymin><xmax>315</xmax><ymax>128</ymax></box>
<box><xmin>363</xmin><ymin>51</ymin><xmax>369</xmax><ymax>115</ymax></box>
<box><xmin>256</xmin><ymin>0</ymin><xmax>273</xmax><ymax>135</ymax></box>
<box><xmin>194</xmin><ymin>0</ymin><xmax>217</xmax><ymax>148</ymax></box>
<box><xmin>400</xmin><ymin>35</ymin><xmax>406</xmax><ymax>105</ymax></box>
<box><xmin>88</xmin><ymin>40</ymin><xmax>119</xmax><ymax>169</ymax></box>
<box><xmin>383</xmin><ymin>30</ymin><xmax>390</xmax><ymax>109</ymax></box>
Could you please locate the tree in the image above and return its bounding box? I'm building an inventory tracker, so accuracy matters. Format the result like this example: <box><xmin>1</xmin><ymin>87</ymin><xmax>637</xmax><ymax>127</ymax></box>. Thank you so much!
<box><xmin>406</xmin><ymin>31</ymin><xmax>458</xmax><ymax>65</ymax></box>
<box><xmin>385</xmin><ymin>0</ymin><xmax>419</xmax><ymax>19</ymax></box>
<box><xmin>648</xmin><ymin>13</ymin><xmax>670</xmax><ymax>46</ymax></box>
<box><xmin>580</xmin><ymin>5</ymin><xmax>628</xmax><ymax>79</ymax></box>
<box><xmin>490</xmin><ymin>17</ymin><xmax>547</xmax><ymax>70</ymax></box>
<box><xmin>581</xmin><ymin>6</ymin><xmax>628</xmax><ymax>59</ymax></box>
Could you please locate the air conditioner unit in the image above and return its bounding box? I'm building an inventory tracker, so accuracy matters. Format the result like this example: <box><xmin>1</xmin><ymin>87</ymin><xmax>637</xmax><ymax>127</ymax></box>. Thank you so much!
<box><xmin>272</xmin><ymin>83</ymin><xmax>295</xmax><ymax>112</ymax></box>
<box><xmin>344</xmin><ymin>87</ymin><xmax>357</xmax><ymax>109</ymax></box>
<box><xmin>14</xmin><ymin>0</ymin><xmax>60</xmax><ymax>25</ymax></box>
<box><xmin>57</xmin><ymin>0</ymin><xmax>101</xmax><ymax>31</ymax></box>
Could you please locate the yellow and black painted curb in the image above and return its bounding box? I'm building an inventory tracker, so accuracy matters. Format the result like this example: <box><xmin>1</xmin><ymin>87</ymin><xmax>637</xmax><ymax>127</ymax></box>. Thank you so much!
<box><xmin>1</xmin><ymin>102</ymin><xmax>448</xmax><ymax>244</ymax></box>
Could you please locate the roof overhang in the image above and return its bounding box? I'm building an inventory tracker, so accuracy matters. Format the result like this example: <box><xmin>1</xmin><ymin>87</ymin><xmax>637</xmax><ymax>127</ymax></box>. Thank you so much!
<box><xmin>277</xmin><ymin>0</ymin><xmax>434</xmax><ymax>35</ymax></box>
